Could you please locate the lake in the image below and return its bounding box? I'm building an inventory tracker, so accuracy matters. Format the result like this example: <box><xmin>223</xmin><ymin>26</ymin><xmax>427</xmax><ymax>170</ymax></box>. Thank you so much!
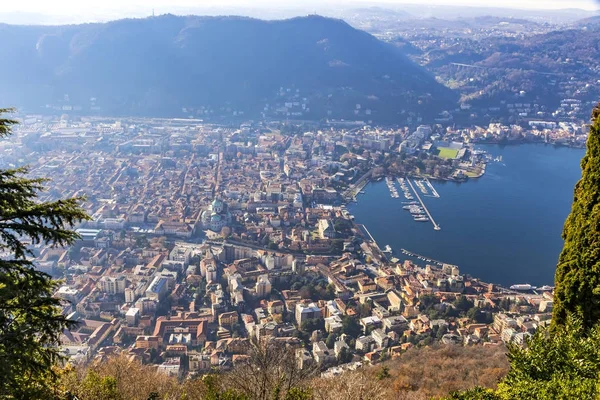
<box><xmin>348</xmin><ymin>144</ymin><xmax>586</xmax><ymax>287</ymax></box>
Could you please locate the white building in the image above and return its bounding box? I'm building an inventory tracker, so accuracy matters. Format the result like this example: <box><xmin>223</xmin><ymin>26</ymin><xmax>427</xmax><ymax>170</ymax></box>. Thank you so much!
<box><xmin>146</xmin><ymin>276</ymin><xmax>168</xmax><ymax>301</ymax></box>
<box><xmin>98</xmin><ymin>276</ymin><xmax>127</xmax><ymax>295</ymax></box>
<box><xmin>169</xmin><ymin>246</ymin><xmax>192</xmax><ymax>266</ymax></box>
<box><xmin>126</xmin><ymin>307</ymin><xmax>140</xmax><ymax>326</ymax></box>
<box><xmin>255</xmin><ymin>274</ymin><xmax>271</xmax><ymax>299</ymax></box>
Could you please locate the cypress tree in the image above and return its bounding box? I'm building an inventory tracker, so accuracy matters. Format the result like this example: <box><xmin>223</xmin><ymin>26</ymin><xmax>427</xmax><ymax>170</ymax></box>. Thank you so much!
<box><xmin>553</xmin><ymin>103</ymin><xmax>600</xmax><ymax>330</ymax></box>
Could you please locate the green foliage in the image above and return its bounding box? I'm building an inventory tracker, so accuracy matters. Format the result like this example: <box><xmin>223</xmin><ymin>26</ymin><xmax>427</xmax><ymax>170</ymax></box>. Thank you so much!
<box><xmin>418</xmin><ymin>293</ymin><xmax>438</xmax><ymax>311</ymax></box>
<box><xmin>283</xmin><ymin>387</ymin><xmax>312</xmax><ymax>400</ymax></box>
<box><xmin>453</xmin><ymin>296</ymin><xmax>474</xmax><ymax>314</ymax></box>
<box><xmin>203</xmin><ymin>375</ymin><xmax>248</xmax><ymax>400</ymax></box>
<box><xmin>325</xmin><ymin>333</ymin><xmax>337</xmax><ymax>349</ymax></box>
<box><xmin>554</xmin><ymin>103</ymin><xmax>600</xmax><ymax>330</ymax></box>
<box><xmin>79</xmin><ymin>371</ymin><xmax>121</xmax><ymax>400</ymax></box>
<box><xmin>0</xmin><ymin>109</ymin><xmax>90</xmax><ymax>398</ymax></box>
<box><xmin>337</xmin><ymin>346</ymin><xmax>353</xmax><ymax>364</ymax></box>
<box><xmin>376</xmin><ymin>366</ymin><xmax>391</xmax><ymax>380</ymax></box>
<box><xmin>467</xmin><ymin>307</ymin><xmax>493</xmax><ymax>324</ymax></box>
<box><xmin>445</xmin><ymin>387</ymin><xmax>501</xmax><ymax>400</ymax></box>
<box><xmin>498</xmin><ymin>297</ymin><xmax>512</xmax><ymax>312</ymax></box>
<box><xmin>496</xmin><ymin>316</ymin><xmax>600</xmax><ymax>400</ymax></box>
<box><xmin>0</xmin><ymin>108</ymin><xmax>17</xmax><ymax>137</ymax></box>
<box><xmin>341</xmin><ymin>316</ymin><xmax>361</xmax><ymax>338</ymax></box>
<box><xmin>301</xmin><ymin>318</ymin><xmax>324</xmax><ymax>333</ymax></box>
<box><xmin>447</xmin><ymin>316</ymin><xmax>600</xmax><ymax>400</ymax></box>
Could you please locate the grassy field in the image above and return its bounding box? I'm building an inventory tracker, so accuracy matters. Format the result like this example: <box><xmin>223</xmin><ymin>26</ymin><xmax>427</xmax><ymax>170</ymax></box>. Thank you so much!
<box><xmin>438</xmin><ymin>147</ymin><xmax>459</xmax><ymax>159</ymax></box>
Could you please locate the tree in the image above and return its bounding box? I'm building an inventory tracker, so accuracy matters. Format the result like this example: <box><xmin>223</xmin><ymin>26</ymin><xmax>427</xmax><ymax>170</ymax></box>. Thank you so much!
<box><xmin>496</xmin><ymin>316</ymin><xmax>600</xmax><ymax>399</ymax></box>
<box><xmin>0</xmin><ymin>108</ymin><xmax>90</xmax><ymax>398</ymax></box>
<box><xmin>341</xmin><ymin>316</ymin><xmax>361</xmax><ymax>338</ymax></box>
<box><xmin>467</xmin><ymin>307</ymin><xmax>492</xmax><ymax>324</ymax></box>
<box><xmin>445</xmin><ymin>387</ymin><xmax>501</xmax><ymax>400</ymax></box>
<box><xmin>301</xmin><ymin>318</ymin><xmax>324</xmax><ymax>333</ymax></box>
<box><xmin>447</xmin><ymin>316</ymin><xmax>600</xmax><ymax>399</ymax></box>
<box><xmin>325</xmin><ymin>333</ymin><xmax>337</xmax><ymax>349</ymax></box>
<box><xmin>61</xmin><ymin>355</ymin><xmax>200</xmax><ymax>399</ymax></box>
<box><xmin>376</xmin><ymin>366</ymin><xmax>391</xmax><ymax>380</ymax></box>
<box><xmin>220</xmin><ymin>338</ymin><xmax>316</xmax><ymax>400</ymax></box>
<box><xmin>553</xmin><ymin>103</ymin><xmax>600</xmax><ymax>330</ymax></box>
<box><xmin>453</xmin><ymin>295</ymin><xmax>474</xmax><ymax>314</ymax></box>
<box><xmin>337</xmin><ymin>346</ymin><xmax>353</xmax><ymax>364</ymax></box>
<box><xmin>418</xmin><ymin>293</ymin><xmax>439</xmax><ymax>312</ymax></box>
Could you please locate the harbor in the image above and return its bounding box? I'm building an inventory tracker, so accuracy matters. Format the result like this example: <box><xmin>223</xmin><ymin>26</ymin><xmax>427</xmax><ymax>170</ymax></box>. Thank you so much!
<box><xmin>347</xmin><ymin>144</ymin><xmax>582</xmax><ymax>287</ymax></box>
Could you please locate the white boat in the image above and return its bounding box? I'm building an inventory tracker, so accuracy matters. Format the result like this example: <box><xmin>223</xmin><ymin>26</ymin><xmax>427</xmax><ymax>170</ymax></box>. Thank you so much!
<box><xmin>510</xmin><ymin>284</ymin><xmax>537</xmax><ymax>291</ymax></box>
<box><xmin>538</xmin><ymin>285</ymin><xmax>554</xmax><ymax>291</ymax></box>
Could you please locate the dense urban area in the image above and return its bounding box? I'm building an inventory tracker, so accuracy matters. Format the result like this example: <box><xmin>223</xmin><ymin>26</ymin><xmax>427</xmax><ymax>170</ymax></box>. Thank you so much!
<box><xmin>0</xmin><ymin>113</ymin><xmax>581</xmax><ymax>380</ymax></box>
<box><xmin>3</xmin><ymin>4</ymin><xmax>600</xmax><ymax>398</ymax></box>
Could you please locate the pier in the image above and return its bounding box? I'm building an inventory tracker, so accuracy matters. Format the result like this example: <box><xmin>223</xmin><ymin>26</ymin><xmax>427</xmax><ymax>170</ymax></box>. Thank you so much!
<box><xmin>424</xmin><ymin>177</ymin><xmax>440</xmax><ymax>198</ymax></box>
<box><xmin>400</xmin><ymin>248</ymin><xmax>445</xmax><ymax>267</ymax></box>
<box><xmin>407</xmin><ymin>178</ymin><xmax>441</xmax><ymax>231</ymax></box>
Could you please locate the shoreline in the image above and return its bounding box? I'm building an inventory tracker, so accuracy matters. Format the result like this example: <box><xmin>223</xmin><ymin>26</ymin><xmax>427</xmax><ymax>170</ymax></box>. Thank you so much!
<box><xmin>344</xmin><ymin>143</ymin><xmax>573</xmax><ymax>288</ymax></box>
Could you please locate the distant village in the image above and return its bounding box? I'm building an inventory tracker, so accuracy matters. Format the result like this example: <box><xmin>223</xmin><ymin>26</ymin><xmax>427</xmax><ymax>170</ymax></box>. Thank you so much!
<box><xmin>0</xmin><ymin>114</ymin><xmax>580</xmax><ymax>378</ymax></box>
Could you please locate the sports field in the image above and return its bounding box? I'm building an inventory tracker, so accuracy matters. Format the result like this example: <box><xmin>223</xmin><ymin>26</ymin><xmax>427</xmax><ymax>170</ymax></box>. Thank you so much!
<box><xmin>437</xmin><ymin>147</ymin><xmax>459</xmax><ymax>159</ymax></box>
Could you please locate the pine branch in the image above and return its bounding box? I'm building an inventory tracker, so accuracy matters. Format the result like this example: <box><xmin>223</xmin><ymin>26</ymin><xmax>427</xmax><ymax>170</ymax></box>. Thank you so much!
<box><xmin>0</xmin><ymin>108</ymin><xmax>17</xmax><ymax>138</ymax></box>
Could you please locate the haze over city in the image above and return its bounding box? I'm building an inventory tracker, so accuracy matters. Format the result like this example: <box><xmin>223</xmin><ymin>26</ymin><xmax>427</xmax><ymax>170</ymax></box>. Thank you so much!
<box><xmin>1</xmin><ymin>0</ymin><xmax>597</xmax><ymax>25</ymax></box>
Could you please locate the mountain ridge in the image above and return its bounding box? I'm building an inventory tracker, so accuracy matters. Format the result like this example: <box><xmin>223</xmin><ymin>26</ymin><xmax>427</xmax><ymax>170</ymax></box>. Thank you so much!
<box><xmin>0</xmin><ymin>14</ymin><xmax>456</xmax><ymax>121</ymax></box>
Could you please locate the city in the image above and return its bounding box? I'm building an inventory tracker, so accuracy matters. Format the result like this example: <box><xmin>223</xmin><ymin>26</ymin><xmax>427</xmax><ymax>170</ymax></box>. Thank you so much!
<box><xmin>0</xmin><ymin>114</ymin><xmax>574</xmax><ymax>379</ymax></box>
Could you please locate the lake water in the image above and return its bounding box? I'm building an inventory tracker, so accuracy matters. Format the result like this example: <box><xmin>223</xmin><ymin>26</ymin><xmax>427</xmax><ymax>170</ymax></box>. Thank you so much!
<box><xmin>348</xmin><ymin>144</ymin><xmax>586</xmax><ymax>287</ymax></box>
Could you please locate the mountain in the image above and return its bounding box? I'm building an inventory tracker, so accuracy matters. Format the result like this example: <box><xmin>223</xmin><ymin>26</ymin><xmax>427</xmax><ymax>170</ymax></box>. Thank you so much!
<box><xmin>575</xmin><ymin>15</ymin><xmax>600</xmax><ymax>28</ymax></box>
<box><xmin>0</xmin><ymin>15</ymin><xmax>455</xmax><ymax>121</ymax></box>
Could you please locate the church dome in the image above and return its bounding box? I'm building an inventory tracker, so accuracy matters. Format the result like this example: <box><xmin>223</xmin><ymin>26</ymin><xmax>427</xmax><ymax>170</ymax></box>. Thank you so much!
<box><xmin>212</xmin><ymin>199</ymin><xmax>224</xmax><ymax>214</ymax></box>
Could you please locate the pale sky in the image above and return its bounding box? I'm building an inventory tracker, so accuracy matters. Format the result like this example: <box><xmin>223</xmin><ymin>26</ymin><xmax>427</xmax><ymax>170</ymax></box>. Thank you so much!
<box><xmin>3</xmin><ymin>0</ymin><xmax>598</xmax><ymax>14</ymax></box>
<box><xmin>0</xmin><ymin>0</ymin><xmax>596</xmax><ymax>25</ymax></box>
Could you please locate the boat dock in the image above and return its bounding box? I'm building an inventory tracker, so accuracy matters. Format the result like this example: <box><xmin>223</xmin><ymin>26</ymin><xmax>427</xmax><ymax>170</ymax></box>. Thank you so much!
<box><xmin>385</xmin><ymin>177</ymin><xmax>400</xmax><ymax>198</ymax></box>
<box><xmin>400</xmin><ymin>248</ymin><xmax>445</xmax><ymax>267</ymax></box>
<box><xmin>407</xmin><ymin>178</ymin><xmax>441</xmax><ymax>231</ymax></box>
<box><xmin>396</xmin><ymin>177</ymin><xmax>414</xmax><ymax>200</ymax></box>
<box><xmin>424</xmin><ymin>177</ymin><xmax>440</xmax><ymax>198</ymax></box>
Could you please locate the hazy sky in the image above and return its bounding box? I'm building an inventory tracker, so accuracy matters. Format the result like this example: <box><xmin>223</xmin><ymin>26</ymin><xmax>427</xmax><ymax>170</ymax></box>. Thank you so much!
<box><xmin>3</xmin><ymin>0</ymin><xmax>599</xmax><ymax>14</ymax></box>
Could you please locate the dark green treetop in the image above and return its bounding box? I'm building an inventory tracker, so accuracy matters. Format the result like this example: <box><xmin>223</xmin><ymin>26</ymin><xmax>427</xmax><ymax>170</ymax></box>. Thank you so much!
<box><xmin>553</xmin><ymin>103</ymin><xmax>600</xmax><ymax>330</ymax></box>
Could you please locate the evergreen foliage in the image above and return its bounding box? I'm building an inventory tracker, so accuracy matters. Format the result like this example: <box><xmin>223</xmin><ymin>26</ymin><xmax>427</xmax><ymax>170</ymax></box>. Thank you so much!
<box><xmin>447</xmin><ymin>317</ymin><xmax>600</xmax><ymax>399</ymax></box>
<box><xmin>0</xmin><ymin>108</ymin><xmax>90</xmax><ymax>398</ymax></box>
<box><xmin>553</xmin><ymin>102</ymin><xmax>600</xmax><ymax>330</ymax></box>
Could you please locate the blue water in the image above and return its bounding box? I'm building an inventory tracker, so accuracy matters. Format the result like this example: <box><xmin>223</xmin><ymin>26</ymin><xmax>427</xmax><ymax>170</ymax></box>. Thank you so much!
<box><xmin>348</xmin><ymin>144</ymin><xmax>586</xmax><ymax>287</ymax></box>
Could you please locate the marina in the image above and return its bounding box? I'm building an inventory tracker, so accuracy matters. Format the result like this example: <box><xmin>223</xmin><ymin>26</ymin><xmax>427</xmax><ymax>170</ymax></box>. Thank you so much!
<box><xmin>397</xmin><ymin>177</ymin><xmax>414</xmax><ymax>200</ymax></box>
<box><xmin>385</xmin><ymin>177</ymin><xmax>400</xmax><ymax>198</ymax></box>
<box><xmin>415</xmin><ymin>180</ymin><xmax>428</xmax><ymax>195</ymax></box>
